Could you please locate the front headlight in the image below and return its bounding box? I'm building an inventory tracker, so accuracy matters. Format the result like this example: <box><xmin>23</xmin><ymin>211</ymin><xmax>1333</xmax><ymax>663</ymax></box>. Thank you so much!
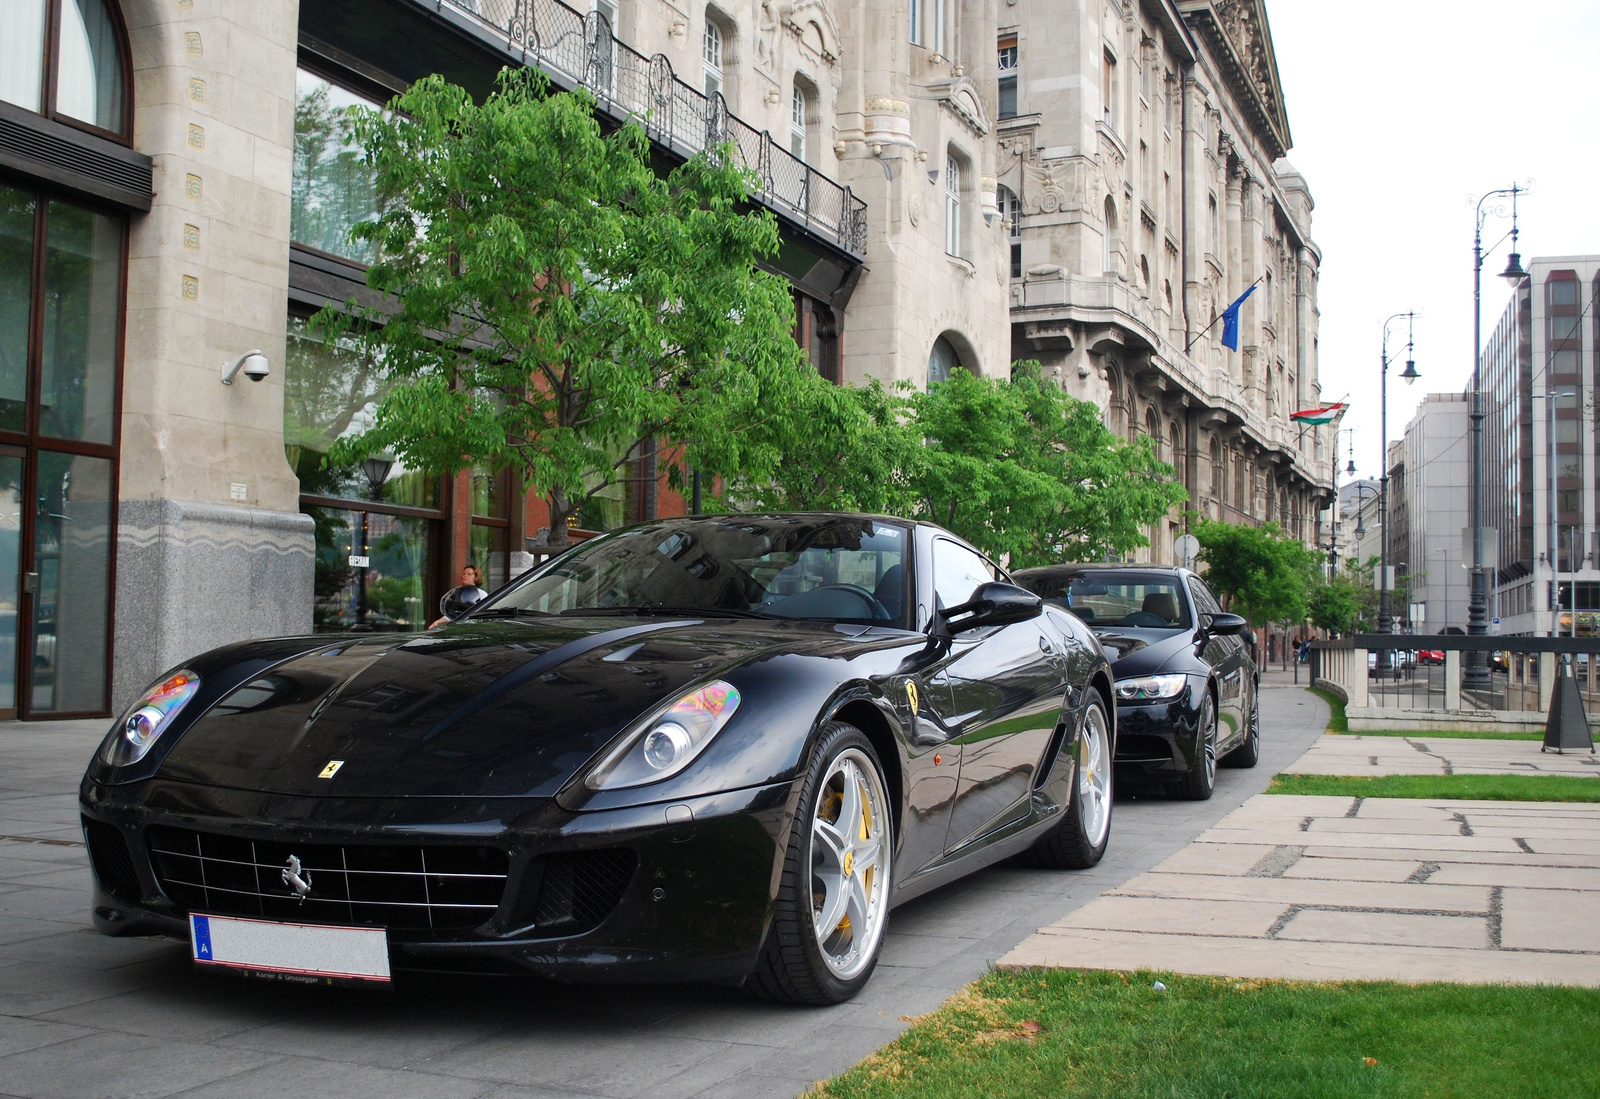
<box><xmin>585</xmin><ymin>680</ymin><xmax>742</xmax><ymax>791</ymax></box>
<box><xmin>99</xmin><ymin>670</ymin><xmax>202</xmax><ymax>766</ymax></box>
<box><xmin>1114</xmin><ymin>673</ymin><xmax>1188</xmax><ymax>702</ymax></box>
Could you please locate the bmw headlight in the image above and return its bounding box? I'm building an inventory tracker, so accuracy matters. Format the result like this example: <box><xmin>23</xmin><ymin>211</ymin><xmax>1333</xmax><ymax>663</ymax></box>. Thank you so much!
<box><xmin>586</xmin><ymin>681</ymin><xmax>742</xmax><ymax>790</ymax></box>
<box><xmin>99</xmin><ymin>670</ymin><xmax>202</xmax><ymax>766</ymax></box>
<box><xmin>1114</xmin><ymin>673</ymin><xmax>1188</xmax><ymax>702</ymax></box>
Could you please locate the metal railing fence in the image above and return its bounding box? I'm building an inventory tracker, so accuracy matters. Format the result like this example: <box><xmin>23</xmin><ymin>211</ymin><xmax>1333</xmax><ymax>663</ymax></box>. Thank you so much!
<box><xmin>431</xmin><ymin>0</ymin><xmax>868</xmax><ymax>256</ymax></box>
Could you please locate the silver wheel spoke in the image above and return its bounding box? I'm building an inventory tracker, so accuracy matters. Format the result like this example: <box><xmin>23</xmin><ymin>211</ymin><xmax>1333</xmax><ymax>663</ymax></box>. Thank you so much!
<box><xmin>815</xmin><ymin>876</ymin><xmax>849</xmax><ymax>938</ymax></box>
<box><xmin>808</xmin><ymin>747</ymin><xmax>892</xmax><ymax>980</ymax></box>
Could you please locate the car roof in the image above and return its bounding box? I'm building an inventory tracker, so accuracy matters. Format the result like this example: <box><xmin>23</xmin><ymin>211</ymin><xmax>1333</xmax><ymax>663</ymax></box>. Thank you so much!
<box><xmin>1013</xmin><ymin>563</ymin><xmax>1196</xmax><ymax>580</ymax></box>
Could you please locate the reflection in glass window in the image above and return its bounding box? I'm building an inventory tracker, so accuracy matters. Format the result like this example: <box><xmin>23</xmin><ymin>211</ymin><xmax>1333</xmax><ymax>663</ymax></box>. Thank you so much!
<box><xmin>0</xmin><ymin>188</ymin><xmax>34</xmax><ymax>433</ymax></box>
<box><xmin>0</xmin><ymin>0</ymin><xmax>47</xmax><ymax>112</ymax></box>
<box><xmin>283</xmin><ymin>315</ymin><xmax>437</xmax><ymax>508</ymax></box>
<box><xmin>307</xmin><ymin>505</ymin><xmax>433</xmax><ymax>632</ymax></box>
<box><xmin>0</xmin><ymin>453</ymin><xmax>19</xmax><ymax>711</ymax></box>
<box><xmin>31</xmin><ymin>451</ymin><xmax>111</xmax><ymax>711</ymax></box>
<box><xmin>292</xmin><ymin>70</ymin><xmax>383</xmax><ymax>263</ymax></box>
<box><xmin>471</xmin><ymin>464</ymin><xmax>506</xmax><ymax>518</ymax></box>
<box><xmin>39</xmin><ymin>201</ymin><xmax>119</xmax><ymax>443</ymax></box>
<box><xmin>471</xmin><ymin>523</ymin><xmax>509</xmax><ymax>592</ymax></box>
<box><xmin>55</xmin><ymin>0</ymin><xmax>124</xmax><ymax>132</ymax></box>
<box><xmin>932</xmin><ymin>539</ymin><xmax>995</xmax><ymax>611</ymax></box>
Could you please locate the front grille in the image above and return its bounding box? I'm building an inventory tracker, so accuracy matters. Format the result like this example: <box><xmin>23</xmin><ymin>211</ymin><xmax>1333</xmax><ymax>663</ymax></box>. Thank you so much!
<box><xmin>1116</xmin><ymin>733</ymin><xmax>1176</xmax><ymax>762</ymax></box>
<box><xmin>531</xmin><ymin>849</ymin><xmax>638</xmax><ymax>933</ymax></box>
<box><xmin>146</xmin><ymin>826</ymin><xmax>508</xmax><ymax>931</ymax></box>
<box><xmin>82</xmin><ymin>817</ymin><xmax>140</xmax><ymax>901</ymax></box>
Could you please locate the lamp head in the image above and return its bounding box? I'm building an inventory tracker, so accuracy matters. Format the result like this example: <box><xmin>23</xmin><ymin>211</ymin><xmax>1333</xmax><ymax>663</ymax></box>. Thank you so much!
<box><xmin>1400</xmin><ymin>359</ymin><xmax>1419</xmax><ymax>385</ymax></box>
<box><xmin>359</xmin><ymin>455</ymin><xmax>395</xmax><ymax>499</ymax></box>
<box><xmin>1346</xmin><ymin>458</ymin><xmax>1357</xmax><ymax>474</ymax></box>
<box><xmin>1354</xmin><ymin>516</ymin><xmax>1366</xmax><ymax>537</ymax></box>
<box><xmin>1500</xmin><ymin>251</ymin><xmax>1527</xmax><ymax>286</ymax></box>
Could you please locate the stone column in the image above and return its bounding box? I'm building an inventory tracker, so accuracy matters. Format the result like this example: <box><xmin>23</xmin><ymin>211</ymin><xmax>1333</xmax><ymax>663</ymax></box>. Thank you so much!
<box><xmin>115</xmin><ymin>0</ymin><xmax>312</xmax><ymax>705</ymax></box>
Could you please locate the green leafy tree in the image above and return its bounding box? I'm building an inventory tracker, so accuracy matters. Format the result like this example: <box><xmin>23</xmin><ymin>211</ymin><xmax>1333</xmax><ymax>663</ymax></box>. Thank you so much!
<box><xmin>1308</xmin><ymin>576</ymin><xmax>1363</xmax><ymax>636</ymax></box>
<box><xmin>1193</xmin><ymin>519</ymin><xmax>1322</xmax><ymax>628</ymax></box>
<box><xmin>725</xmin><ymin>363</ymin><xmax>1186</xmax><ymax>567</ymax></box>
<box><xmin>315</xmin><ymin>69</ymin><xmax>819</xmax><ymax>543</ymax></box>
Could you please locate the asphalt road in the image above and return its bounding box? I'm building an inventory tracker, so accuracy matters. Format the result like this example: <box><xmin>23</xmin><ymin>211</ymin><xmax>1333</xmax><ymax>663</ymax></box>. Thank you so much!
<box><xmin>0</xmin><ymin>686</ymin><xmax>1326</xmax><ymax>1099</ymax></box>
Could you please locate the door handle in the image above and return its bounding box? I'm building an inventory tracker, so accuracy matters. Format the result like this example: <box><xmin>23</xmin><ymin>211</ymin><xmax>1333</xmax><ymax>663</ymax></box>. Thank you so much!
<box><xmin>21</xmin><ymin>572</ymin><xmax>37</xmax><ymax>596</ymax></box>
<box><xmin>1038</xmin><ymin>636</ymin><xmax>1055</xmax><ymax>655</ymax></box>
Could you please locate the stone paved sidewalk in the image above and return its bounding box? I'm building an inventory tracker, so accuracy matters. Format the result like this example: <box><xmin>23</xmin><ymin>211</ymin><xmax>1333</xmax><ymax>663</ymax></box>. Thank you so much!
<box><xmin>999</xmin><ymin>724</ymin><xmax>1600</xmax><ymax>986</ymax></box>
<box><xmin>1289</xmin><ymin>733</ymin><xmax>1598</xmax><ymax>776</ymax></box>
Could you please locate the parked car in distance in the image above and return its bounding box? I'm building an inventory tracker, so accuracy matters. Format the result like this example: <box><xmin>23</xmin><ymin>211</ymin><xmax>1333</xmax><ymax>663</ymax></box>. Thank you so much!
<box><xmin>1012</xmin><ymin>564</ymin><xmax>1258</xmax><ymax>801</ymax></box>
<box><xmin>81</xmin><ymin>513</ymin><xmax>1117</xmax><ymax>1006</ymax></box>
<box><xmin>1418</xmin><ymin>649</ymin><xmax>1445</xmax><ymax>666</ymax></box>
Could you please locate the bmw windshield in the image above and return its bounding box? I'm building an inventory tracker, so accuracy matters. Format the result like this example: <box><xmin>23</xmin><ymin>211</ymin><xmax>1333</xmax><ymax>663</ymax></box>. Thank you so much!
<box><xmin>471</xmin><ymin>516</ymin><xmax>912</xmax><ymax>628</ymax></box>
<box><xmin>1024</xmin><ymin>572</ymin><xmax>1191</xmax><ymax>632</ymax></box>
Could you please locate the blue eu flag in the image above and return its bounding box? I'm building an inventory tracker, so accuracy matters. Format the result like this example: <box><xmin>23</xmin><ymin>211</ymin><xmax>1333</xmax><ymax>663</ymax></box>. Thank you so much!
<box><xmin>1220</xmin><ymin>284</ymin><xmax>1257</xmax><ymax>350</ymax></box>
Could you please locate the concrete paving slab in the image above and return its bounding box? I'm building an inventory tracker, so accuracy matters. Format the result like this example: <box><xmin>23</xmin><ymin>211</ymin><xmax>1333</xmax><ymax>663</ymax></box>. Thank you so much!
<box><xmin>1056</xmin><ymin>895</ymin><xmax>1288</xmax><ymax>938</ymax></box>
<box><xmin>1116</xmin><ymin>871</ymin><xmax>1490</xmax><ymax>913</ymax></box>
<box><xmin>1275</xmin><ymin>908</ymin><xmax>1489</xmax><ymax>950</ymax></box>
<box><xmin>1281</xmin><ymin>856</ymin><xmax>1424</xmax><ymax>882</ymax></box>
<box><xmin>165</xmin><ymin>1059</ymin><xmax>490</xmax><ymax>1099</ymax></box>
<box><xmin>1427</xmin><ymin>863</ymin><xmax>1600</xmax><ymax>890</ymax></box>
<box><xmin>0</xmin><ymin>1030</ymin><xmax>278</xmax><ymax>1099</ymax></box>
<box><xmin>1290</xmin><ymin>735</ymin><xmax>1600</xmax><ymax>777</ymax></box>
<box><xmin>1499</xmin><ymin>887</ymin><xmax>1600</xmax><ymax>953</ymax></box>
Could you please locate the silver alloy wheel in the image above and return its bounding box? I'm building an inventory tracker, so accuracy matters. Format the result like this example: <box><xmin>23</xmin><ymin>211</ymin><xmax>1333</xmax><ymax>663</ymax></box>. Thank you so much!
<box><xmin>808</xmin><ymin>747</ymin><xmax>891</xmax><ymax>980</ymax></box>
<box><xmin>1076</xmin><ymin>704</ymin><xmax>1112</xmax><ymax>847</ymax></box>
<box><xmin>1202</xmin><ymin>702</ymin><xmax>1218</xmax><ymax>786</ymax></box>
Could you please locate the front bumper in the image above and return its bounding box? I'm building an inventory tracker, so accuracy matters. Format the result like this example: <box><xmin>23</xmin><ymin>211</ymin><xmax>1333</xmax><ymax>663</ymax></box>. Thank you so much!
<box><xmin>1110</xmin><ymin>677</ymin><xmax>1204</xmax><ymax>776</ymax></box>
<box><xmin>79</xmin><ymin>775</ymin><xmax>797</xmax><ymax>985</ymax></box>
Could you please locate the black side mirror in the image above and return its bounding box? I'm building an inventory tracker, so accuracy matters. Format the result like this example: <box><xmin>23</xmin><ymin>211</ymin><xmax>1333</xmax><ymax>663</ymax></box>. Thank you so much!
<box><xmin>439</xmin><ymin>584</ymin><xmax>488</xmax><ymax>621</ymax></box>
<box><xmin>941</xmin><ymin>582</ymin><xmax>1044</xmax><ymax>633</ymax></box>
<box><xmin>1203</xmin><ymin>612</ymin><xmax>1248</xmax><ymax>636</ymax></box>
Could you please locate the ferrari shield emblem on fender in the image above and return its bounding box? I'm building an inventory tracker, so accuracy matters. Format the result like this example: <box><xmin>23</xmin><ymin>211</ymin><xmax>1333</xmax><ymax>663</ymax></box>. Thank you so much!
<box><xmin>906</xmin><ymin>681</ymin><xmax>919</xmax><ymax>713</ymax></box>
<box><xmin>318</xmin><ymin>760</ymin><xmax>344</xmax><ymax>779</ymax></box>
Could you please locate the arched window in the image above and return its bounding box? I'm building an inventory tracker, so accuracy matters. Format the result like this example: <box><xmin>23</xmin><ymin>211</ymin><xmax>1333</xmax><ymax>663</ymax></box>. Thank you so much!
<box><xmin>790</xmin><ymin>83</ymin><xmax>809</xmax><ymax>161</ymax></box>
<box><xmin>998</xmin><ymin>185</ymin><xmax>1022</xmax><ymax>278</ymax></box>
<box><xmin>1102</xmin><ymin>195</ymin><xmax>1118</xmax><ymax>275</ymax></box>
<box><xmin>1</xmin><ymin>0</ymin><xmax>128</xmax><ymax>138</ymax></box>
<box><xmin>944</xmin><ymin>151</ymin><xmax>963</xmax><ymax>257</ymax></box>
<box><xmin>1139</xmin><ymin>254</ymin><xmax>1150</xmax><ymax>292</ymax></box>
<box><xmin>702</xmin><ymin>14</ymin><xmax>725</xmax><ymax>97</ymax></box>
<box><xmin>1169</xmin><ymin>421</ymin><xmax>1182</xmax><ymax>479</ymax></box>
<box><xmin>1126</xmin><ymin>387</ymin><xmax>1138</xmax><ymax>444</ymax></box>
<box><xmin>928</xmin><ymin>335</ymin><xmax>961</xmax><ymax>387</ymax></box>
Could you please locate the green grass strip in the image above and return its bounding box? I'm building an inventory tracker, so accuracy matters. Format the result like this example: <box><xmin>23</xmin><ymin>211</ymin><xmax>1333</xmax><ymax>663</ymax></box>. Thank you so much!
<box><xmin>1330</xmin><ymin>728</ymin><xmax>1544</xmax><ymax>741</ymax></box>
<box><xmin>812</xmin><ymin>969</ymin><xmax>1600</xmax><ymax>1099</ymax></box>
<box><xmin>1267</xmin><ymin>772</ymin><xmax>1600</xmax><ymax>802</ymax></box>
<box><xmin>1308</xmin><ymin>685</ymin><xmax>1347</xmax><ymax>732</ymax></box>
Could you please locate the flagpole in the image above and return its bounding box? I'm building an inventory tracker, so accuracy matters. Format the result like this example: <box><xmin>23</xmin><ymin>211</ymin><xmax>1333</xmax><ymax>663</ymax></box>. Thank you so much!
<box><xmin>1183</xmin><ymin>275</ymin><xmax>1264</xmax><ymax>355</ymax></box>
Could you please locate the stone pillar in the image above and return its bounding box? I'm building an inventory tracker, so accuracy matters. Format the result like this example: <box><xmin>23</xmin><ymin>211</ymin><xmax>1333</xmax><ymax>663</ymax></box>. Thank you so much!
<box><xmin>1445</xmin><ymin>650</ymin><xmax>1461</xmax><ymax>711</ymax></box>
<box><xmin>115</xmin><ymin>1</ymin><xmax>312</xmax><ymax>705</ymax></box>
<box><xmin>1539</xmin><ymin>651</ymin><xmax>1556</xmax><ymax>713</ymax></box>
<box><xmin>1349</xmin><ymin>648</ymin><xmax>1369</xmax><ymax>709</ymax></box>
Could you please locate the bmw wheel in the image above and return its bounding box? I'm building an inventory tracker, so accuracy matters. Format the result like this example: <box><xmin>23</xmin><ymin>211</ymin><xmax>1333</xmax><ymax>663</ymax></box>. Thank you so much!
<box><xmin>1170</xmin><ymin>691</ymin><xmax>1217</xmax><ymax>800</ymax></box>
<box><xmin>1221</xmin><ymin>681</ymin><xmax>1261</xmax><ymax>768</ymax></box>
<box><xmin>750</xmin><ymin>721</ymin><xmax>892</xmax><ymax>1005</ymax></box>
<box><xmin>1023</xmin><ymin>691</ymin><xmax>1113</xmax><ymax>869</ymax></box>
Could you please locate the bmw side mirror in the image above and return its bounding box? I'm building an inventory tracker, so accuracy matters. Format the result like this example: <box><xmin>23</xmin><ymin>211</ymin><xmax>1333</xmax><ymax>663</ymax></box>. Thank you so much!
<box><xmin>1203</xmin><ymin>612</ymin><xmax>1248</xmax><ymax>637</ymax></box>
<box><xmin>942</xmin><ymin>582</ymin><xmax>1044</xmax><ymax>633</ymax></box>
<box><xmin>439</xmin><ymin>584</ymin><xmax>488</xmax><ymax>620</ymax></box>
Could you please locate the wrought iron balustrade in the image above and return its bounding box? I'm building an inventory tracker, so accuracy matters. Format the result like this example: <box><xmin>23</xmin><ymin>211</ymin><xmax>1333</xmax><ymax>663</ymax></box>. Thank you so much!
<box><xmin>434</xmin><ymin>0</ymin><xmax>868</xmax><ymax>257</ymax></box>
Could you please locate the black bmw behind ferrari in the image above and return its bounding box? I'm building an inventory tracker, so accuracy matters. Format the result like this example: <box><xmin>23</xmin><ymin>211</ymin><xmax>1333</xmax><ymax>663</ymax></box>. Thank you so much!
<box><xmin>80</xmin><ymin>514</ymin><xmax>1114</xmax><ymax>1004</ymax></box>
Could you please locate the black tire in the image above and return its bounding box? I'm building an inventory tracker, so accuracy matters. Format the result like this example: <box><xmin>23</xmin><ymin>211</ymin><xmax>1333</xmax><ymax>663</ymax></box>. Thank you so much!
<box><xmin>1022</xmin><ymin>692</ymin><xmax>1113</xmax><ymax>870</ymax></box>
<box><xmin>1169</xmin><ymin>691</ymin><xmax>1217</xmax><ymax>800</ymax></box>
<box><xmin>748</xmin><ymin>721</ymin><xmax>892</xmax><ymax>1005</ymax></box>
<box><xmin>1221</xmin><ymin>680</ymin><xmax>1261</xmax><ymax>769</ymax></box>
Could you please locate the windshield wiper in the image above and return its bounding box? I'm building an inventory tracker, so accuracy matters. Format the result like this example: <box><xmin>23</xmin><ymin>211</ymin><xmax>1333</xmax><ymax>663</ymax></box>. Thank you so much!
<box><xmin>465</xmin><ymin>607</ymin><xmax>552</xmax><ymax>619</ymax></box>
<box><xmin>559</xmin><ymin>604</ymin><xmax>772</xmax><ymax>620</ymax></box>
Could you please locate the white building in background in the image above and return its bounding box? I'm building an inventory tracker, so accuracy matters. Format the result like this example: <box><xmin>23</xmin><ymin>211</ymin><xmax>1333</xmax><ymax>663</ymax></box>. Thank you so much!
<box><xmin>1395</xmin><ymin>394</ymin><xmax>1471</xmax><ymax>633</ymax></box>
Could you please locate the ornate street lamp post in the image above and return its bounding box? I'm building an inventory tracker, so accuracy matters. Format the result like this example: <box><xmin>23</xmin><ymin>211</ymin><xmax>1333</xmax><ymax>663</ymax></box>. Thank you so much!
<box><xmin>1466</xmin><ymin>185</ymin><xmax>1529</xmax><ymax>688</ymax></box>
<box><xmin>1379</xmin><ymin>311</ymin><xmax>1419</xmax><ymax>657</ymax></box>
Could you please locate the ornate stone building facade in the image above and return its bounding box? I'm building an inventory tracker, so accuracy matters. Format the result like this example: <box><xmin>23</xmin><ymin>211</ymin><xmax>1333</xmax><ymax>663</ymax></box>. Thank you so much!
<box><xmin>998</xmin><ymin>0</ymin><xmax>1331</xmax><ymax>562</ymax></box>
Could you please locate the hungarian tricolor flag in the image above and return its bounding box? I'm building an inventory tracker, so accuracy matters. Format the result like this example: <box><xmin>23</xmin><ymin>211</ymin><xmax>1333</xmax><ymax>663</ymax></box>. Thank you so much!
<box><xmin>1289</xmin><ymin>404</ymin><xmax>1345</xmax><ymax>425</ymax></box>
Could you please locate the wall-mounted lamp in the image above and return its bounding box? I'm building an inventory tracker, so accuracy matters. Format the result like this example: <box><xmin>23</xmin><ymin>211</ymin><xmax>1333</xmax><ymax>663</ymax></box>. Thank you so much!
<box><xmin>927</xmin><ymin>166</ymin><xmax>940</xmax><ymax>184</ymax></box>
<box><xmin>669</xmin><ymin>19</ymin><xmax>686</xmax><ymax>36</ymax></box>
<box><xmin>221</xmin><ymin>349</ymin><xmax>269</xmax><ymax>385</ymax></box>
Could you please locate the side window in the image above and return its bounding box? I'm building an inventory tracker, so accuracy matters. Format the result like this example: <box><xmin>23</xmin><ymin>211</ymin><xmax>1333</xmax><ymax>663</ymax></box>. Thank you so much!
<box><xmin>1188</xmin><ymin>578</ymin><xmax>1222</xmax><ymax>617</ymax></box>
<box><xmin>933</xmin><ymin>539</ymin><xmax>996</xmax><ymax>611</ymax></box>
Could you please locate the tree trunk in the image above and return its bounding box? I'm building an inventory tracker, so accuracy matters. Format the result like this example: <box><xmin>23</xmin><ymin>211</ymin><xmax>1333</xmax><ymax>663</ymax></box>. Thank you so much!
<box><xmin>547</xmin><ymin>488</ymin><xmax>571</xmax><ymax>546</ymax></box>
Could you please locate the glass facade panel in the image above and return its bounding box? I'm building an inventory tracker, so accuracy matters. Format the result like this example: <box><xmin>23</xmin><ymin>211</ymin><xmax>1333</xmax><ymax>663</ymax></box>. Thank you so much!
<box><xmin>31</xmin><ymin>451</ymin><xmax>111</xmax><ymax>712</ymax></box>
<box><xmin>308</xmin><ymin>506</ymin><xmax>433</xmax><ymax>631</ymax></box>
<box><xmin>0</xmin><ymin>188</ymin><xmax>34</xmax><ymax>433</ymax></box>
<box><xmin>284</xmin><ymin>316</ymin><xmax>437</xmax><ymax>507</ymax></box>
<box><xmin>470</xmin><ymin>464</ymin><xmax>505</xmax><ymax>518</ymax></box>
<box><xmin>55</xmin><ymin>0</ymin><xmax>124</xmax><ymax>132</ymax></box>
<box><xmin>39</xmin><ymin>202</ymin><xmax>119</xmax><ymax>443</ymax></box>
<box><xmin>0</xmin><ymin>453</ymin><xmax>20</xmax><ymax>711</ymax></box>
<box><xmin>0</xmin><ymin>0</ymin><xmax>46</xmax><ymax>112</ymax></box>
<box><xmin>292</xmin><ymin>70</ymin><xmax>382</xmax><ymax>263</ymax></box>
<box><xmin>471</xmin><ymin>524</ymin><xmax>509</xmax><ymax>593</ymax></box>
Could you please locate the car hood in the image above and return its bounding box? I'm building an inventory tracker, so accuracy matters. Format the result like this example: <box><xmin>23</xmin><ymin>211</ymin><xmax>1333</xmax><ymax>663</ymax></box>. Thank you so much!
<box><xmin>1088</xmin><ymin>627</ymin><xmax>1195</xmax><ymax>677</ymax></box>
<box><xmin>156</xmin><ymin>615</ymin><xmax>890</xmax><ymax>798</ymax></box>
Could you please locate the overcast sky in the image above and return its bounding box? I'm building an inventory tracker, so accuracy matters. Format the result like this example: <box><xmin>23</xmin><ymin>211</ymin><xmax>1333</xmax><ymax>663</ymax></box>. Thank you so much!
<box><xmin>1266</xmin><ymin>0</ymin><xmax>1600</xmax><ymax>485</ymax></box>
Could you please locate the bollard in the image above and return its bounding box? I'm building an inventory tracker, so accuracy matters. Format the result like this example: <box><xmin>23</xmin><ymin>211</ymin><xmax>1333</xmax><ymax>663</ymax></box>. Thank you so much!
<box><xmin>1543</xmin><ymin>663</ymin><xmax>1596</xmax><ymax>754</ymax></box>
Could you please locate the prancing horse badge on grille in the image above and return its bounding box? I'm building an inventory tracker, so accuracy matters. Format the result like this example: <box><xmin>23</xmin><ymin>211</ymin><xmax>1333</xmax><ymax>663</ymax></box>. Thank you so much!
<box><xmin>282</xmin><ymin>855</ymin><xmax>313</xmax><ymax>901</ymax></box>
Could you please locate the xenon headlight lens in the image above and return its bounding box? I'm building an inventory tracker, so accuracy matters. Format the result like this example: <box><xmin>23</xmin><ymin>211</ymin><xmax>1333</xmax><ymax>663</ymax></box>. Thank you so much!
<box><xmin>587</xmin><ymin>681</ymin><xmax>742</xmax><ymax>791</ymax></box>
<box><xmin>1114</xmin><ymin>673</ymin><xmax>1188</xmax><ymax>702</ymax></box>
<box><xmin>99</xmin><ymin>670</ymin><xmax>202</xmax><ymax>766</ymax></box>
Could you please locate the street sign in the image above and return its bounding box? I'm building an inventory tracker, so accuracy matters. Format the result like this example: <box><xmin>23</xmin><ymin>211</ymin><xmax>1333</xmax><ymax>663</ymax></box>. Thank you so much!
<box><xmin>1174</xmin><ymin>534</ymin><xmax>1199</xmax><ymax>567</ymax></box>
<box><xmin>348</xmin><ymin>555</ymin><xmax>369</xmax><ymax>568</ymax></box>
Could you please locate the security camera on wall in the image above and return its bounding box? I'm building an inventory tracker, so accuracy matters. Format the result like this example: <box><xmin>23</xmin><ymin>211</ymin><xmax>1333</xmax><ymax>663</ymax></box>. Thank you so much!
<box><xmin>221</xmin><ymin>350</ymin><xmax>269</xmax><ymax>385</ymax></box>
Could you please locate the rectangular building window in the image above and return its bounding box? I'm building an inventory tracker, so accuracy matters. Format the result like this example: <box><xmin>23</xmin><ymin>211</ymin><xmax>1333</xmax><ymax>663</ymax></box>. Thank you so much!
<box><xmin>1102</xmin><ymin>49</ymin><xmax>1118</xmax><ymax>130</ymax></box>
<box><xmin>703</xmin><ymin>18</ymin><xmax>723</xmax><ymax>97</ymax></box>
<box><xmin>1549</xmin><ymin>279</ymin><xmax>1578</xmax><ymax>307</ymax></box>
<box><xmin>997</xmin><ymin>38</ymin><xmax>1018</xmax><ymax>119</ymax></box>
<box><xmin>292</xmin><ymin>69</ymin><xmax>384</xmax><ymax>264</ymax></box>
<box><xmin>790</xmin><ymin>84</ymin><xmax>807</xmax><ymax>160</ymax></box>
<box><xmin>945</xmin><ymin>154</ymin><xmax>962</xmax><ymax>257</ymax></box>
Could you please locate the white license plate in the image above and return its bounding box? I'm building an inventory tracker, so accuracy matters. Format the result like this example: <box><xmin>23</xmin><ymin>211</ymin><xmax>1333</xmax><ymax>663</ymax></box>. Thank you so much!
<box><xmin>190</xmin><ymin>913</ymin><xmax>391</xmax><ymax>985</ymax></box>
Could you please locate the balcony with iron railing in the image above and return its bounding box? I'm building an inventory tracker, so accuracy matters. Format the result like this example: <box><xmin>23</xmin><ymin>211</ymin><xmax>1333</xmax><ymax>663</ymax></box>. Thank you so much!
<box><xmin>425</xmin><ymin>0</ymin><xmax>868</xmax><ymax>258</ymax></box>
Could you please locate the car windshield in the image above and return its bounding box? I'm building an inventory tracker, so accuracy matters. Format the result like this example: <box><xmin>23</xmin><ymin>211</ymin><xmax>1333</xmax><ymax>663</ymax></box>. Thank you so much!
<box><xmin>1023</xmin><ymin>572</ymin><xmax>1191</xmax><ymax>631</ymax></box>
<box><xmin>476</xmin><ymin>516</ymin><xmax>912</xmax><ymax>627</ymax></box>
